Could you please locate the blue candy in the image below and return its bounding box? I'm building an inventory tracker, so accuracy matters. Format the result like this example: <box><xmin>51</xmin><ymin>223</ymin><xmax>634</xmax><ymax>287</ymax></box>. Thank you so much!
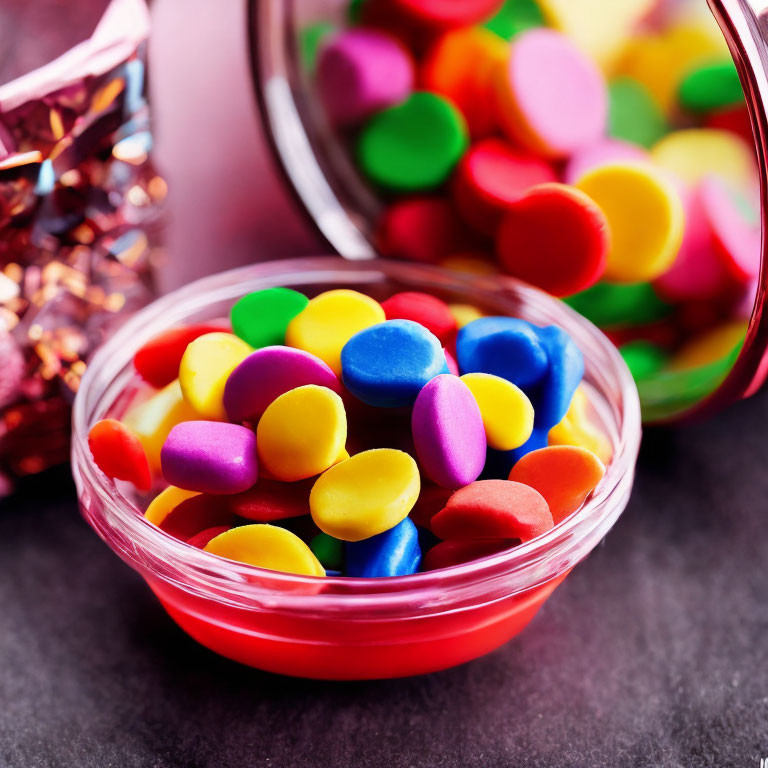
<box><xmin>456</xmin><ymin>317</ymin><xmax>549</xmax><ymax>388</ymax></box>
<box><xmin>341</xmin><ymin>319</ymin><xmax>449</xmax><ymax>407</ymax></box>
<box><xmin>531</xmin><ymin>326</ymin><xmax>584</xmax><ymax>429</ymax></box>
<box><xmin>345</xmin><ymin>517</ymin><xmax>422</xmax><ymax>577</ymax></box>
<box><xmin>480</xmin><ymin>428</ymin><xmax>549</xmax><ymax>480</ymax></box>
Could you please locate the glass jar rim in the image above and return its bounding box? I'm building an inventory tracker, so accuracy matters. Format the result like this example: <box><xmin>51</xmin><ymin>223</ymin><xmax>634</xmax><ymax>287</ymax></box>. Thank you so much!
<box><xmin>72</xmin><ymin>257</ymin><xmax>641</xmax><ymax>616</ymax></box>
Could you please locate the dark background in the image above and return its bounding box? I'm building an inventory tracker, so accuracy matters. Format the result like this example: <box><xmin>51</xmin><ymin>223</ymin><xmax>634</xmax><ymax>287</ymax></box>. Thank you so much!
<box><xmin>1</xmin><ymin>385</ymin><xmax>766</xmax><ymax>768</ymax></box>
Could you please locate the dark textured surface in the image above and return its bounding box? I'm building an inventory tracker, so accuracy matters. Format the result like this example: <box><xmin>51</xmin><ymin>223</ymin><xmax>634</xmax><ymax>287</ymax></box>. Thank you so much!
<box><xmin>1</xmin><ymin>387</ymin><xmax>767</xmax><ymax>768</ymax></box>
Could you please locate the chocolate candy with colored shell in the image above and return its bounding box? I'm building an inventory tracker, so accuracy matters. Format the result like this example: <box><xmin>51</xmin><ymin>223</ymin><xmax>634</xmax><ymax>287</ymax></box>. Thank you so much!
<box><xmin>88</xmin><ymin>419</ymin><xmax>151</xmax><ymax>491</ymax></box>
<box><xmin>230</xmin><ymin>288</ymin><xmax>309</xmax><ymax>349</ymax></box>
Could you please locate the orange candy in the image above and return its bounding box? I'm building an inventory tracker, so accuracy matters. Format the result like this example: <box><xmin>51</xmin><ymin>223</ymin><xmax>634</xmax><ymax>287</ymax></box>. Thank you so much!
<box><xmin>421</xmin><ymin>27</ymin><xmax>508</xmax><ymax>138</ymax></box>
<box><xmin>508</xmin><ymin>446</ymin><xmax>605</xmax><ymax>523</ymax></box>
<box><xmin>87</xmin><ymin>418</ymin><xmax>151</xmax><ymax>491</ymax></box>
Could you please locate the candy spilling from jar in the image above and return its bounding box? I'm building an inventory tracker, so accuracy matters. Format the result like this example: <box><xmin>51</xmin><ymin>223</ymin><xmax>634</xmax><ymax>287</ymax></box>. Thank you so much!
<box><xmin>87</xmin><ymin>286</ymin><xmax>610</xmax><ymax>577</ymax></box>
<box><xmin>301</xmin><ymin>0</ymin><xmax>758</xmax><ymax>420</ymax></box>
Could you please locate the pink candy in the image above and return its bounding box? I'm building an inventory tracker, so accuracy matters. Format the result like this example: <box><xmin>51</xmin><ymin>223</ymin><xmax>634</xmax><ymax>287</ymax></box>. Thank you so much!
<box><xmin>316</xmin><ymin>29</ymin><xmax>414</xmax><ymax>126</ymax></box>
<box><xmin>411</xmin><ymin>374</ymin><xmax>486</xmax><ymax>489</ymax></box>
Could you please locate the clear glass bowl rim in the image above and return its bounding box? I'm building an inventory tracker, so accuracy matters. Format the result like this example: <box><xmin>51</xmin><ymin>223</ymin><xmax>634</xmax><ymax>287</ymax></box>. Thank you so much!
<box><xmin>71</xmin><ymin>257</ymin><xmax>641</xmax><ymax>616</ymax></box>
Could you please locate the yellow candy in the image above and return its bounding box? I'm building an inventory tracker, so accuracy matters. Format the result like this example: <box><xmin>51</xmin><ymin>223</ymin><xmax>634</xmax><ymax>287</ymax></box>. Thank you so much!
<box><xmin>257</xmin><ymin>384</ymin><xmax>347</xmax><ymax>482</ymax></box>
<box><xmin>461</xmin><ymin>372</ymin><xmax>534</xmax><ymax>451</ymax></box>
<box><xmin>124</xmin><ymin>379</ymin><xmax>199</xmax><ymax>472</ymax></box>
<box><xmin>548</xmin><ymin>387</ymin><xmax>612</xmax><ymax>464</ymax></box>
<box><xmin>449</xmin><ymin>303</ymin><xmax>484</xmax><ymax>329</ymax></box>
<box><xmin>538</xmin><ymin>0</ymin><xmax>655</xmax><ymax>69</ymax></box>
<box><xmin>178</xmin><ymin>332</ymin><xmax>252</xmax><ymax>420</ymax></box>
<box><xmin>616</xmin><ymin>22</ymin><xmax>729</xmax><ymax>113</ymax></box>
<box><xmin>204</xmin><ymin>524</ymin><xmax>325</xmax><ymax>576</ymax></box>
<box><xmin>145</xmin><ymin>485</ymin><xmax>199</xmax><ymax>526</ymax></box>
<box><xmin>667</xmin><ymin>321</ymin><xmax>747</xmax><ymax>371</ymax></box>
<box><xmin>439</xmin><ymin>255</ymin><xmax>498</xmax><ymax>276</ymax></box>
<box><xmin>285</xmin><ymin>289</ymin><xmax>385</xmax><ymax>376</ymax></box>
<box><xmin>651</xmin><ymin>129</ymin><xmax>756</xmax><ymax>192</ymax></box>
<box><xmin>310</xmin><ymin>448</ymin><xmax>420</xmax><ymax>542</ymax></box>
<box><xmin>576</xmin><ymin>163</ymin><xmax>684</xmax><ymax>283</ymax></box>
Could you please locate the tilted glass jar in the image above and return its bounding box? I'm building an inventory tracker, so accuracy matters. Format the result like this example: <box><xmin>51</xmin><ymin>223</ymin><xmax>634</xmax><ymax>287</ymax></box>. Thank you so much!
<box><xmin>248</xmin><ymin>0</ymin><xmax>768</xmax><ymax>423</ymax></box>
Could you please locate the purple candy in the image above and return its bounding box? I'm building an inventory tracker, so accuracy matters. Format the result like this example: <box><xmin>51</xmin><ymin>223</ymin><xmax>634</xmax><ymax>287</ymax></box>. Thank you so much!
<box><xmin>224</xmin><ymin>346</ymin><xmax>340</xmax><ymax>423</ymax></box>
<box><xmin>161</xmin><ymin>421</ymin><xmax>258</xmax><ymax>494</ymax></box>
<box><xmin>411</xmin><ymin>374</ymin><xmax>486</xmax><ymax>490</ymax></box>
<box><xmin>316</xmin><ymin>29</ymin><xmax>414</xmax><ymax>126</ymax></box>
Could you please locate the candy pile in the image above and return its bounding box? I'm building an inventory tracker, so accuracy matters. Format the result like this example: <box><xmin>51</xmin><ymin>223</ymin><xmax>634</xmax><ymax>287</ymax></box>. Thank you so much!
<box><xmin>305</xmin><ymin>0</ymin><xmax>758</xmax><ymax>408</ymax></box>
<box><xmin>87</xmin><ymin>286</ymin><xmax>611</xmax><ymax>577</ymax></box>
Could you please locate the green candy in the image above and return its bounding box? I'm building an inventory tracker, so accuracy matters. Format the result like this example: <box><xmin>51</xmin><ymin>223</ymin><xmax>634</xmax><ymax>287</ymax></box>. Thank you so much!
<box><xmin>230</xmin><ymin>287</ymin><xmax>309</xmax><ymax>348</ymax></box>
<box><xmin>483</xmin><ymin>0</ymin><xmax>545</xmax><ymax>40</ymax></box>
<box><xmin>356</xmin><ymin>92</ymin><xmax>469</xmax><ymax>192</ymax></box>
<box><xmin>678</xmin><ymin>60</ymin><xmax>743</xmax><ymax>113</ymax></box>
<box><xmin>564</xmin><ymin>282</ymin><xmax>672</xmax><ymax>328</ymax></box>
<box><xmin>608</xmin><ymin>78</ymin><xmax>668</xmax><ymax>148</ymax></box>
<box><xmin>299</xmin><ymin>21</ymin><xmax>336</xmax><ymax>73</ymax></box>
<box><xmin>311</xmin><ymin>532</ymin><xmax>344</xmax><ymax>572</ymax></box>
<box><xmin>619</xmin><ymin>340</ymin><xmax>669</xmax><ymax>381</ymax></box>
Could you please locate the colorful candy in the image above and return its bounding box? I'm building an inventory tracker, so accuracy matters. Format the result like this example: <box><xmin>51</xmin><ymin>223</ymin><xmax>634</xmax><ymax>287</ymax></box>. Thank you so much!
<box><xmin>461</xmin><ymin>372</ymin><xmax>533</xmax><ymax>451</ymax></box>
<box><xmin>431</xmin><ymin>480</ymin><xmax>554</xmax><ymax>542</ymax></box>
<box><xmin>346</xmin><ymin>516</ymin><xmax>421</xmax><ymax>577</ymax></box>
<box><xmin>204</xmin><ymin>525</ymin><xmax>325</xmax><ymax>577</ymax></box>
<box><xmin>356</xmin><ymin>92</ymin><xmax>469</xmax><ymax>191</ymax></box>
<box><xmin>89</xmin><ymin>283</ymin><xmax>614</xmax><ymax>579</ymax></box>
<box><xmin>230</xmin><ymin>288</ymin><xmax>309</xmax><ymax>349</ymax></box>
<box><xmin>88</xmin><ymin>419</ymin><xmax>151</xmax><ymax>491</ymax></box>
<box><xmin>224</xmin><ymin>346</ymin><xmax>340</xmax><ymax>423</ymax></box>
<box><xmin>299</xmin><ymin>1</ymin><xmax>758</xmax><ymax>404</ymax></box>
<box><xmin>310</xmin><ymin>448</ymin><xmax>421</xmax><ymax>541</ymax></box>
<box><xmin>178</xmin><ymin>333</ymin><xmax>252</xmax><ymax>420</ymax></box>
<box><xmin>411</xmin><ymin>374</ymin><xmax>486</xmax><ymax>489</ymax></box>
<box><xmin>341</xmin><ymin>319</ymin><xmax>449</xmax><ymax>407</ymax></box>
<box><xmin>285</xmin><ymin>289</ymin><xmax>385</xmax><ymax>376</ymax></box>
<box><xmin>508</xmin><ymin>446</ymin><xmax>605</xmax><ymax>523</ymax></box>
<box><xmin>256</xmin><ymin>385</ymin><xmax>347</xmax><ymax>482</ymax></box>
<box><xmin>161</xmin><ymin>421</ymin><xmax>258</xmax><ymax>494</ymax></box>
<box><xmin>316</xmin><ymin>29</ymin><xmax>414</xmax><ymax>126</ymax></box>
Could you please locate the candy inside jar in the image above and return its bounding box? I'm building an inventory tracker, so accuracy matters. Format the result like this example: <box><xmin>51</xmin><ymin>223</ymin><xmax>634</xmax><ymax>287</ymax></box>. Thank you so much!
<box><xmin>87</xmin><ymin>277</ymin><xmax>614</xmax><ymax>578</ymax></box>
<box><xmin>252</xmin><ymin>0</ymin><xmax>764</xmax><ymax>421</ymax></box>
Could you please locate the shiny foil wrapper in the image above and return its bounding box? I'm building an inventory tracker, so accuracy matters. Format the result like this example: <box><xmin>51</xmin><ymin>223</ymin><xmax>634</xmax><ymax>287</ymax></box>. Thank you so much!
<box><xmin>0</xmin><ymin>0</ymin><xmax>163</xmax><ymax>483</ymax></box>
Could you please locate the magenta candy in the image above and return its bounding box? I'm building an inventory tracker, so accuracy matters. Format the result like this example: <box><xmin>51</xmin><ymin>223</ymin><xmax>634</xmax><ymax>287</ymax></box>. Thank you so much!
<box><xmin>564</xmin><ymin>138</ymin><xmax>648</xmax><ymax>185</ymax></box>
<box><xmin>316</xmin><ymin>29</ymin><xmax>414</xmax><ymax>126</ymax></box>
<box><xmin>444</xmin><ymin>348</ymin><xmax>459</xmax><ymax>376</ymax></box>
<box><xmin>161</xmin><ymin>421</ymin><xmax>258</xmax><ymax>494</ymax></box>
<box><xmin>411</xmin><ymin>374</ymin><xmax>486</xmax><ymax>489</ymax></box>
<box><xmin>224</xmin><ymin>346</ymin><xmax>340</xmax><ymax>423</ymax></box>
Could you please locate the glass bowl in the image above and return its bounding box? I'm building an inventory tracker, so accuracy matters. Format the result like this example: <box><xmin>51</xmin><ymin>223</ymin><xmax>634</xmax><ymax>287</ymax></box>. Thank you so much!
<box><xmin>71</xmin><ymin>257</ymin><xmax>641</xmax><ymax>680</ymax></box>
<box><xmin>248</xmin><ymin>0</ymin><xmax>768</xmax><ymax>424</ymax></box>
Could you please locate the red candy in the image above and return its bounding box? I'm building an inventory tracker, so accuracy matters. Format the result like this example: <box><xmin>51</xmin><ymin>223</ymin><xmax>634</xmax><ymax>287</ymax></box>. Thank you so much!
<box><xmin>453</xmin><ymin>139</ymin><xmax>557</xmax><ymax>235</ymax></box>
<box><xmin>87</xmin><ymin>419</ymin><xmax>151</xmax><ymax>491</ymax></box>
<box><xmin>377</xmin><ymin>197</ymin><xmax>478</xmax><ymax>263</ymax></box>
<box><xmin>228</xmin><ymin>477</ymin><xmax>313</xmax><ymax>522</ymax></box>
<box><xmin>159</xmin><ymin>494</ymin><xmax>237</xmax><ymax>541</ymax></box>
<box><xmin>381</xmin><ymin>291</ymin><xmax>457</xmax><ymax>344</ymax></box>
<box><xmin>392</xmin><ymin>0</ymin><xmax>503</xmax><ymax>27</ymax></box>
<box><xmin>431</xmin><ymin>479</ymin><xmax>554</xmax><ymax>542</ymax></box>
<box><xmin>423</xmin><ymin>538</ymin><xmax>513</xmax><ymax>570</ymax></box>
<box><xmin>134</xmin><ymin>324</ymin><xmax>224</xmax><ymax>388</ymax></box>
<box><xmin>187</xmin><ymin>526</ymin><xmax>231</xmax><ymax>549</ymax></box>
<box><xmin>496</xmin><ymin>183</ymin><xmax>609</xmax><ymax>297</ymax></box>
<box><xmin>409</xmin><ymin>481</ymin><xmax>453</xmax><ymax>530</ymax></box>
